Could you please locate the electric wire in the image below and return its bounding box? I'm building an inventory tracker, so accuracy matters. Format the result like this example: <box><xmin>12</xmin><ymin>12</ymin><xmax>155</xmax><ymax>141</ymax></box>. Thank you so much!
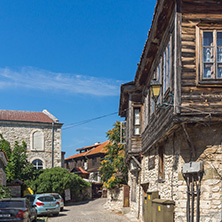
<box><xmin>62</xmin><ymin>112</ymin><xmax>118</xmax><ymax>130</ymax></box>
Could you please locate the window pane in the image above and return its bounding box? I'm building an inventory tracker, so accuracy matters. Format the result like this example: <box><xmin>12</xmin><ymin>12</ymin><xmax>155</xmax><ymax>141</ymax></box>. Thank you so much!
<box><xmin>217</xmin><ymin>63</ymin><xmax>222</xmax><ymax>78</ymax></box>
<box><xmin>203</xmin><ymin>63</ymin><xmax>214</xmax><ymax>79</ymax></box>
<box><xmin>134</xmin><ymin>126</ymin><xmax>140</xmax><ymax>135</ymax></box>
<box><xmin>33</xmin><ymin>131</ymin><xmax>43</xmax><ymax>150</ymax></box>
<box><xmin>217</xmin><ymin>47</ymin><xmax>222</xmax><ymax>62</ymax></box>
<box><xmin>203</xmin><ymin>32</ymin><xmax>213</xmax><ymax>46</ymax></box>
<box><xmin>203</xmin><ymin>47</ymin><xmax>214</xmax><ymax>62</ymax></box>
<box><xmin>32</xmin><ymin>159</ymin><xmax>43</xmax><ymax>170</ymax></box>
<box><xmin>217</xmin><ymin>32</ymin><xmax>222</xmax><ymax>46</ymax></box>
<box><xmin>134</xmin><ymin>109</ymin><xmax>140</xmax><ymax>125</ymax></box>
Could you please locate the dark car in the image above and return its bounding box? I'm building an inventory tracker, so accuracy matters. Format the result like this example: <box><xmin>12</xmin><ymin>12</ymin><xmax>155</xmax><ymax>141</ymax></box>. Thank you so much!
<box><xmin>0</xmin><ymin>198</ymin><xmax>37</xmax><ymax>222</ymax></box>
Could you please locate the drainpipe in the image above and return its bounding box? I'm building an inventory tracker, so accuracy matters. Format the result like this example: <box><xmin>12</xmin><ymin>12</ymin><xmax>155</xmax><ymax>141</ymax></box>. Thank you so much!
<box><xmin>52</xmin><ymin>122</ymin><xmax>54</xmax><ymax>168</ymax></box>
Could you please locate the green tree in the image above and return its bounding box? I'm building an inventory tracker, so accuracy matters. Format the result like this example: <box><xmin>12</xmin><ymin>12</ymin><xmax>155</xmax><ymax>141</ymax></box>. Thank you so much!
<box><xmin>27</xmin><ymin>167</ymin><xmax>90</xmax><ymax>197</ymax></box>
<box><xmin>0</xmin><ymin>185</ymin><xmax>11</xmax><ymax>198</ymax></box>
<box><xmin>0</xmin><ymin>134</ymin><xmax>11</xmax><ymax>160</ymax></box>
<box><xmin>99</xmin><ymin>121</ymin><xmax>128</xmax><ymax>189</ymax></box>
<box><xmin>5</xmin><ymin>141</ymin><xmax>34</xmax><ymax>182</ymax></box>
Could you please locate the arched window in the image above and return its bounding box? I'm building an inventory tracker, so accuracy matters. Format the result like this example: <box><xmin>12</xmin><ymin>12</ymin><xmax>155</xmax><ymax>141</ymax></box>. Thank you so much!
<box><xmin>32</xmin><ymin>130</ymin><xmax>44</xmax><ymax>151</ymax></box>
<box><xmin>32</xmin><ymin>159</ymin><xmax>43</xmax><ymax>170</ymax></box>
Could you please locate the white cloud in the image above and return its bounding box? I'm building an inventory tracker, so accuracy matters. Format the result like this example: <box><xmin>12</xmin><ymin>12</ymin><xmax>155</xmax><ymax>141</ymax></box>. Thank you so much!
<box><xmin>0</xmin><ymin>66</ymin><xmax>121</xmax><ymax>96</ymax></box>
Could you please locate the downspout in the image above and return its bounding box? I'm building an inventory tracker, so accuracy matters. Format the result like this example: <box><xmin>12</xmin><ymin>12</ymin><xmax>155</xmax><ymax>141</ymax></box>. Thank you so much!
<box><xmin>52</xmin><ymin>122</ymin><xmax>54</xmax><ymax>168</ymax></box>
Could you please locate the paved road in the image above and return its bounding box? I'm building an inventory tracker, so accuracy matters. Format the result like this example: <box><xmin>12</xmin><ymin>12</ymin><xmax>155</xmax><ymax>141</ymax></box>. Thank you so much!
<box><xmin>48</xmin><ymin>198</ymin><xmax>130</xmax><ymax>222</ymax></box>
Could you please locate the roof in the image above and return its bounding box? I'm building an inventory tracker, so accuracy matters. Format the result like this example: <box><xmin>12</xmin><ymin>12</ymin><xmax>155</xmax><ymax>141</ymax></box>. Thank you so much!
<box><xmin>0</xmin><ymin>109</ymin><xmax>60</xmax><ymax>124</ymax></box>
<box><xmin>74</xmin><ymin>167</ymin><xmax>89</xmax><ymax>174</ymax></box>
<box><xmin>76</xmin><ymin>143</ymin><xmax>100</xmax><ymax>152</ymax></box>
<box><xmin>65</xmin><ymin>141</ymin><xmax>109</xmax><ymax>161</ymax></box>
<box><xmin>65</xmin><ymin>150</ymin><xmax>90</xmax><ymax>160</ymax></box>
<box><xmin>88</xmin><ymin>141</ymin><xmax>109</xmax><ymax>156</ymax></box>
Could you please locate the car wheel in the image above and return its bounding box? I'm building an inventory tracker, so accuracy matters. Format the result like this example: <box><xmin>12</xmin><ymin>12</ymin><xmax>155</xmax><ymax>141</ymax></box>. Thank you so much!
<box><xmin>53</xmin><ymin>213</ymin><xmax>59</xmax><ymax>216</ymax></box>
<box><xmin>60</xmin><ymin>207</ymin><xmax>63</xmax><ymax>211</ymax></box>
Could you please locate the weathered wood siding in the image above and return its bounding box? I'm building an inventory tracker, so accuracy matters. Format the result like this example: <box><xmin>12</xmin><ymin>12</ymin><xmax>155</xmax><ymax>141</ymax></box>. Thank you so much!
<box><xmin>180</xmin><ymin>2</ymin><xmax>222</xmax><ymax>114</ymax></box>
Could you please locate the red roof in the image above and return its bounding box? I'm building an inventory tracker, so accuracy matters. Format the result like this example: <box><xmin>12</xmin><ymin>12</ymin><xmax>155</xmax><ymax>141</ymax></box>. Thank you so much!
<box><xmin>65</xmin><ymin>141</ymin><xmax>109</xmax><ymax>160</ymax></box>
<box><xmin>77</xmin><ymin>167</ymin><xmax>89</xmax><ymax>174</ymax></box>
<box><xmin>87</xmin><ymin>141</ymin><xmax>109</xmax><ymax>156</ymax></box>
<box><xmin>0</xmin><ymin>110</ymin><xmax>57</xmax><ymax>123</ymax></box>
<box><xmin>65</xmin><ymin>150</ymin><xmax>90</xmax><ymax>160</ymax></box>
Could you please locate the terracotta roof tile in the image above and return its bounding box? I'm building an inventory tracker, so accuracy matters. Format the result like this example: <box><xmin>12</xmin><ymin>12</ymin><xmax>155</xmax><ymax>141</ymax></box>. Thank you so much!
<box><xmin>65</xmin><ymin>141</ymin><xmax>109</xmax><ymax>161</ymax></box>
<box><xmin>0</xmin><ymin>110</ymin><xmax>57</xmax><ymax>123</ymax></box>
<box><xmin>77</xmin><ymin>167</ymin><xmax>89</xmax><ymax>174</ymax></box>
<box><xmin>65</xmin><ymin>150</ymin><xmax>90</xmax><ymax>160</ymax></box>
<box><xmin>87</xmin><ymin>141</ymin><xmax>109</xmax><ymax>156</ymax></box>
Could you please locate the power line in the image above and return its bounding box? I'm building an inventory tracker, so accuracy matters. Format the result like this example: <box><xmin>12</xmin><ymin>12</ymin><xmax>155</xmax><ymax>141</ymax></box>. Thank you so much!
<box><xmin>63</xmin><ymin>111</ymin><xmax>118</xmax><ymax>130</ymax></box>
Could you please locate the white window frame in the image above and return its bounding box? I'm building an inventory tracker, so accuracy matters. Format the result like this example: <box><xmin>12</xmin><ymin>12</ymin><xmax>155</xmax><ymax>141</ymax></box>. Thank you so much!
<box><xmin>133</xmin><ymin>107</ymin><xmax>141</xmax><ymax>136</ymax></box>
<box><xmin>30</xmin><ymin>158</ymin><xmax>45</xmax><ymax>170</ymax></box>
<box><xmin>30</xmin><ymin>129</ymin><xmax>45</xmax><ymax>151</ymax></box>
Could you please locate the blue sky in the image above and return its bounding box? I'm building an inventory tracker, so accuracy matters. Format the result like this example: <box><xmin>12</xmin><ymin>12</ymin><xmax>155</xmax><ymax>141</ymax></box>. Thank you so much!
<box><xmin>0</xmin><ymin>0</ymin><xmax>156</xmax><ymax>157</ymax></box>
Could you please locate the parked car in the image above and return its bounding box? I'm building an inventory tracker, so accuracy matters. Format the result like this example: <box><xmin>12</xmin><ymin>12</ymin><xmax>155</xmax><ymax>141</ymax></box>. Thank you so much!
<box><xmin>25</xmin><ymin>194</ymin><xmax>60</xmax><ymax>217</ymax></box>
<box><xmin>47</xmin><ymin>193</ymin><xmax>64</xmax><ymax>211</ymax></box>
<box><xmin>0</xmin><ymin>198</ymin><xmax>37</xmax><ymax>222</ymax></box>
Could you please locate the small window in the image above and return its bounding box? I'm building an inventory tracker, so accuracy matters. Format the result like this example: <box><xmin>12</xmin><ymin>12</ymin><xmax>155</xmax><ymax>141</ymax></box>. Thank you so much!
<box><xmin>32</xmin><ymin>131</ymin><xmax>44</xmax><ymax>151</ymax></box>
<box><xmin>92</xmin><ymin>157</ymin><xmax>97</xmax><ymax>166</ymax></box>
<box><xmin>133</xmin><ymin>108</ymin><xmax>141</xmax><ymax>135</ymax></box>
<box><xmin>199</xmin><ymin>28</ymin><xmax>222</xmax><ymax>81</ymax></box>
<box><xmin>32</xmin><ymin>159</ymin><xmax>43</xmax><ymax>170</ymax></box>
<box><xmin>158</xmin><ymin>146</ymin><xmax>164</xmax><ymax>180</ymax></box>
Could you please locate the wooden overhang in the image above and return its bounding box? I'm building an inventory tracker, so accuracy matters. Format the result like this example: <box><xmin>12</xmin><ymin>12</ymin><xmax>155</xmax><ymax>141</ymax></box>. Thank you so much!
<box><xmin>134</xmin><ymin>0</ymin><xmax>175</xmax><ymax>88</ymax></box>
<box><xmin>119</xmin><ymin>81</ymin><xmax>139</xmax><ymax>117</ymax></box>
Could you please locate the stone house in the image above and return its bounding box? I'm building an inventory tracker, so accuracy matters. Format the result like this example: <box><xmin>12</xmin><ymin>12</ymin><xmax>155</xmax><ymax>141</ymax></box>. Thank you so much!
<box><xmin>65</xmin><ymin>141</ymin><xmax>109</xmax><ymax>182</ymax></box>
<box><xmin>0</xmin><ymin>109</ymin><xmax>63</xmax><ymax>169</ymax></box>
<box><xmin>0</xmin><ymin>150</ymin><xmax>7</xmax><ymax>186</ymax></box>
<box><xmin>119</xmin><ymin>0</ymin><xmax>222</xmax><ymax>221</ymax></box>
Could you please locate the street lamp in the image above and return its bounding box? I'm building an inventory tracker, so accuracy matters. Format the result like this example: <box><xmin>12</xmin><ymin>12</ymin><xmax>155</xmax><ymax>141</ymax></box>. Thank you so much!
<box><xmin>150</xmin><ymin>80</ymin><xmax>161</xmax><ymax>104</ymax></box>
<box><xmin>150</xmin><ymin>80</ymin><xmax>173</xmax><ymax>109</ymax></box>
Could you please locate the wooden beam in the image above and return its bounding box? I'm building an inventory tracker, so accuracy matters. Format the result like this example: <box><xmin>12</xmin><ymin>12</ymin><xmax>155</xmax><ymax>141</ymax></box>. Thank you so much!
<box><xmin>181</xmin><ymin>123</ymin><xmax>197</xmax><ymax>161</ymax></box>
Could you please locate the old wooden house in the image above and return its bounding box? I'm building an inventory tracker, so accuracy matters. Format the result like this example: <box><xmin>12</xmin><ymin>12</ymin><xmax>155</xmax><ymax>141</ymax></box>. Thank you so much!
<box><xmin>65</xmin><ymin>141</ymin><xmax>109</xmax><ymax>182</ymax></box>
<box><xmin>119</xmin><ymin>0</ymin><xmax>222</xmax><ymax>221</ymax></box>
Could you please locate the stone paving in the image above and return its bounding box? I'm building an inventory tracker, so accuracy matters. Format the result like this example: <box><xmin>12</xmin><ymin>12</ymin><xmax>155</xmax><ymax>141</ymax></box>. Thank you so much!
<box><xmin>48</xmin><ymin>198</ymin><xmax>133</xmax><ymax>222</ymax></box>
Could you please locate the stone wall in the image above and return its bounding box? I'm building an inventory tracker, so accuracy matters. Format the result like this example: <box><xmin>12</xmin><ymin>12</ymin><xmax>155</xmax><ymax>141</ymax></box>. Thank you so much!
<box><xmin>104</xmin><ymin>187</ymin><xmax>124</xmax><ymax>213</ymax></box>
<box><xmin>139</xmin><ymin>123</ymin><xmax>222</xmax><ymax>222</ymax></box>
<box><xmin>0</xmin><ymin>122</ymin><xmax>62</xmax><ymax>168</ymax></box>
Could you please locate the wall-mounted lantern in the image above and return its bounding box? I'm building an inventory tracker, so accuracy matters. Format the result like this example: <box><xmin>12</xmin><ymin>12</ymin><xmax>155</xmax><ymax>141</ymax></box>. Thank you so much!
<box><xmin>150</xmin><ymin>80</ymin><xmax>161</xmax><ymax>104</ymax></box>
<box><xmin>150</xmin><ymin>80</ymin><xmax>174</xmax><ymax>109</ymax></box>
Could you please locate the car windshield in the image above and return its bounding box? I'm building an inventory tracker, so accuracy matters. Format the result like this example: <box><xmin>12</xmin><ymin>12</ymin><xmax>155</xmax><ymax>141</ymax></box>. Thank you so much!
<box><xmin>0</xmin><ymin>200</ymin><xmax>24</xmax><ymax>208</ymax></box>
<box><xmin>38</xmin><ymin>196</ymin><xmax>55</xmax><ymax>202</ymax></box>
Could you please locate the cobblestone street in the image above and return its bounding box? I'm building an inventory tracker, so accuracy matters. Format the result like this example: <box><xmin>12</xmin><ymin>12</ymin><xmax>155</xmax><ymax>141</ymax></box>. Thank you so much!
<box><xmin>48</xmin><ymin>198</ymin><xmax>130</xmax><ymax>222</ymax></box>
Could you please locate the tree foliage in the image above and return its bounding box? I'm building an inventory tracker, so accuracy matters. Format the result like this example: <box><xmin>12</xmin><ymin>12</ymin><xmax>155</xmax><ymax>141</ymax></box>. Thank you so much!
<box><xmin>26</xmin><ymin>167</ymin><xmax>90</xmax><ymax>197</ymax></box>
<box><xmin>99</xmin><ymin>121</ymin><xmax>128</xmax><ymax>189</ymax></box>
<box><xmin>0</xmin><ymin>184</ymin><xmax>11</xmax><ymax>198</ymax></box>
<box><xmin>5</xmin><ymin>141</ymin><xmax>35</xmax><ymax>182</ymax></box>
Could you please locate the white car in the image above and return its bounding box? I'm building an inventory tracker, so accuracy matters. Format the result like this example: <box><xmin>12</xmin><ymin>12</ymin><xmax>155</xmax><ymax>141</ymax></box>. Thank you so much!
<box><xmin>50</xmin><ymin>193</ymin><xmax>64</xmax><ymax>211</ymax></box>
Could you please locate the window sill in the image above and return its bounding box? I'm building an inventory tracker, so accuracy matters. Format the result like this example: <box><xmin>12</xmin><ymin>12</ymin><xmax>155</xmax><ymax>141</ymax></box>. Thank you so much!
<box><xmin>198</xmin><ymin>80</ymin><xmax>222</xmax><ymax>86</ymax></box>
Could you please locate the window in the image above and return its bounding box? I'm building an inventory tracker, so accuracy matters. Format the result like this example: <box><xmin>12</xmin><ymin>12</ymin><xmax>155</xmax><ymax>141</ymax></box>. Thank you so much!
<box><xmin>198</xmin><ymin>27</ymin><xmax>222</xmax><ymax>81</ymax></box>
<box><xmin>133</xmin><ymin>108</ymin><xmax>141</xmax><ymax>135</ymax></box>
<box><xmin>131</xmin><ymin>177</ymin><xmax>136</xmax><ymax>202</ymax></box>
<box><xmin>32</xmin><ymin>130</ymin><xmax>44</xmax><ymax>151</ymax></box>
<box><xmin>163</xmin><ymin>43</ymin><xmax>170</xmax><ymax>94</ymax></box>
<box><xmin>92</xmin><ymin>157</ymin><xmax>97</xmax><ymax>166</ymax></box>
<box><xmin>158</xmin><ymin>146</ymin><xmax>164</xmax><ymax>180</ymax></box>
<box><xmin>32</xmin><ymin>159</ymin><xmax>43</xmax><ymax>170</ymax></box>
